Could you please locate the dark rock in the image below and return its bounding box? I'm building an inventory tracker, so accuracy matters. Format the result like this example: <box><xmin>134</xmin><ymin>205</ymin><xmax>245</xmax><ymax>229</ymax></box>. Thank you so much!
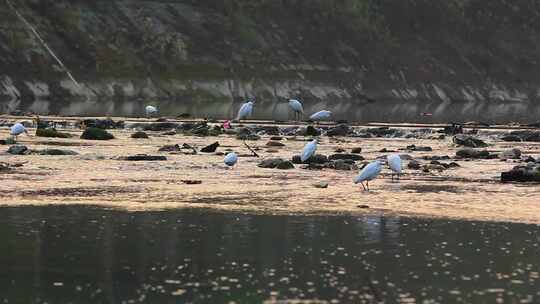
<box><xmin>158</xmin><ymin>144</ymin><xmax>181</xmax><ymax>152</ymax></box>
<box><xmin>501</xmin><ymin>134</ymin><xmax>522</xmax><ymax>142</ymax></box>
<box><xmin>502</xmin><ymin>131</ymin><xmax>540</xmax><ymax>142</ymax></box>
<box><xmin>500</xmin><ymin>148</ymin><xmax>522</xmax><ymax>160</ymax></box>
<box><xmin>80</xmin><ymin>127</ymin><xmax>114</xmax><ymax>140</ymax></box>
<box><xmin>523</xmin><ymin>156</ymin><xmax>536</xmax><ymax>162</ymax></box>
<box><xmin>270</xmin><ymin>136</ymin><xmax>283</xmax><ymax>141</ymax></box>
<box><xmin>121</xmin><ymin>154</ymin><xmax>167</xmax><ymax>161</ymax></box>
<box><xmin>39</xmin><ymin>149</ymin><xmax>78</xmax><ymax>155</ymax></box>
<box><xmin>313</xmin><ymin>181</ymin><xmax>329</xmax><ymax>188</ymax></box>
<box><xmin>423</xmin><ymin>155</ymin><xmax>451</xmax><ymax>161</ymax></box>
<box><xmin>357</xmin><ymin>205</ymin><xmax>370</xmax><ymax>209</ymax></box>
<box><xmin>363</xmin><ymin>127</ymin><xmax>404</xmax><ymax>138</ymax></box>
<box><xmin>36</xmin><ymin>128</ymin><xmax>71</xmax><ymax>138</ymax></box>
<box><xmin>351</xmin><ymin>147</ymin><xmax>362</xmax><ymax>154</ymax></box>
<box><xmin>258</xmin><ymin>126</ymin><xmax>281</xmax><ymax>136</ymax></box>
<box><xmin>162</xmin><ymin>130</ymin><xmax>177</xmax><ymax>136</ymax></box>
<box><xmin>441</xmin><ymin>123</ymin><xmax>463</xmax><ymax>135</ymax></box>
<box><xmin>292</xmin><ymin>154</ymin><xmax>328</xmax><ymax>164</ymax></box>
<box><xmin>236</xmin><ymin>127</ymin><xmax>261</xmax><ymax>140</ymax></box>
<box><xmin>447</xmin><ymin>162</ymin><xmax>461</xmax><ymax>168</ymax></box>
<box><xmin>281</xmin><ymin>127</ymin><xmax>299</xmax><ymax>136</ymax></box>
<box><xmin>332</xmin><ymin>160</ymin><xmax>358</xmax><ymax>170</ymax></box>
<box><xmin>276</xmin><ymin>160</ymin><xmax>295</xmax><ymax>170</ymax></box>
<box><xmin>501</xmin><ymin>165</ymin><xmax>540</xmax><ymax>182</ymax></box>
<box><xmin>326</xmin><ymin>124</ymin><xmax>351</xmax><ymax>137</ymax></box>
<box><xmin>405</xmin><ymin>145</ymin><xmax>433</xmax><ymax>152</ymax></box>
<box><xmin>303</xmin><ymin>163</ymin><xmax>326</xmax><ymax>170</ymax></box>
<box><xmin>455</xmin><ymin>148</ymin><xmax>493</xmax><ymax>159</ymax></box>
<box><xmin>297</xmin><ymin>126</ymin><xmax>321</xmax><ymax>136</ymax></box>
<box><xmin>143</xmin><ymin>122</ymin><xmax>181</xmax><ymax>131</ymax></box>
<box><xmin>81</xmin><ymin>118</ymin><xmax>124</xmax><ymax>129</ymax></box>
<box><xmin>131</xmin><ymin>131</ymin><xmax>149</xmax><ymax>139</ymax></box>
<box><xmin>407</xmin><ymin>160</ymin><xmax>422</xmax><ymax>170</ymax></box>
<box><xmin>258</xmin><ymin>158</ymin><xmax>293</xmax><ymax>169</ymax></box>
<box><xmin>453</xmin><ymin>134</ymin><xmax>488</xmax><ymax>148</ymax></box>
<box><xmin>266</xmin><ymin>141</ymin><xmax>285</xmax><ymax>147</ymax></box>
<box><xmin>334</xmin><ymin>147</ymin><xmax>346</xmax><ymax>153</ymax></box>
<box><xmin>201</xmin><ymin>142</ymin><xmax>220</xmax><ymax>153</ymax></box>
<box><xmin>181</xmin><ymin>180</ymin><xmax>202</xmax><ymax>184</ymax></box>
<box><xmin>328</xmin><ymin>154</ymin><xmax>364</xmax><ymax>161</ymax></box>
<box><xmin>0</xmin><ymin>139</ymin><xmax>6</xmax><ymax>145</ymax></box>
<box><xmin>7</xmin><ymin>145</ymin><xmax>28</xmax><ymax>155</ymax></box>
<box><xmin>379</xmin><ymin>148</ymin><xmax>396</xmax><ymax>153</ymax></box>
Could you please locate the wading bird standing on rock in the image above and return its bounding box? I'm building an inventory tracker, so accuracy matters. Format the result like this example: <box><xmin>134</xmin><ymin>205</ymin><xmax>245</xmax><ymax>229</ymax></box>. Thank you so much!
<box><xmin>236</xmin><ymin>99</ymin><xmax>254</xmax><ymax>121</ymax></box>
<box><xmin>301</xmin><ymin>139</ymin><xmax>318</xmax><ymax>162</ymax></box>
<box><xmin>287</xmin><ymin>99</ymin><xmax>304</xmax><ymax>122</ymax></box>
<box><xmin>224</xmin><ymin>152</ymin><xmax>238</xmax><ymax>169</ymax></box>
<box><xmin>145</xmin><ymin>105</ymin><xmax>158</xmax><ymax>118</ymax></box>
<box><xmin>354</xmin><ymin>160</ymin><xmax>382</xmax><ymax>191</ymax></box>
<box><xmin>10</xmin><ymin>123</ymin><xmax>29</xmax><ymax>141</ymax></box>
<box><xmin>387</xmin><ymin>154</ymin><xmax>402</xmax><ymax>181</ymax></box>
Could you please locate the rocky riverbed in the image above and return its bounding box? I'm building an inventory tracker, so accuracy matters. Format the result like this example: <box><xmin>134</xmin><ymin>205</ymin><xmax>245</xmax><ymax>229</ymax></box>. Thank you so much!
<box><xmin>1</xmin><ymin>115</ymin><xmax>540</xmax><ymax>224</ymax></box>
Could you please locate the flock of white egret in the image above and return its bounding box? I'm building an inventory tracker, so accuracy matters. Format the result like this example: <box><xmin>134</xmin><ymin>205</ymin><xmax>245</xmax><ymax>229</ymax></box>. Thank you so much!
<box><xmin>222</xmin><ymin>98</ymin><xmax>400</xmax><ymax>191</ymax></box>
<box><xmin>7</xmin><ymin>98</ymin><xmax>400</xmax><ymax>192</ymax></box>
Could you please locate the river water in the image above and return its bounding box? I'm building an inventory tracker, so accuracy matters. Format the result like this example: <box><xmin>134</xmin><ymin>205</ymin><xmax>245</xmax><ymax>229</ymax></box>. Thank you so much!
<box><xmin>0</xmin><ymin>206</ymin><xmax>539</xmax><ymax>303</ymax></box>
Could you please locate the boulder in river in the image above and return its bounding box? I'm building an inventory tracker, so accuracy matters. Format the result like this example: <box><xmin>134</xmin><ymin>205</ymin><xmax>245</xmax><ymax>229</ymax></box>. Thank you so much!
<box><xmin>36</xmin><ymin>128</ymin><xmax>71</xmax><ymax>138</ymax></box>
<box><xmin>266</xmin><ymin>141</ymin><xmax>285</xmax><ymax>147</ymax></box>
<box><xmin>258</xmin><ymin>158</ymin><xmax>294</xmax><ymax>169</ymax></box>
<box><xmin>500</xmin><ymin>148</ymin><xmax>522</xmax><ymax>160</ymax></box>
<box><xmin>455</xmin><ymin>148</ymin><xmax>494</xmax><ymax>159</ymax></box>
<box><xmin>328</xmin><ymin>154</ymin><xmax>364</xmax><ymax>161</ymax></box>
<box><xmin>121</xmin><ymin>154</ymin><xmax>167</xmax><ymax>161</ymax></box>
<box><xmin>351</xmin><ymin>147</ymin><xmax>362</xmax><ymax>154</ymax></box>
<box><xmin>501</xmin><ymin>131</ymin><xmax>540</xmax><ymax>142</ymax></box>
<box><xmin>453</xmin><ymin>134</ymin><xmax>488</xmax><ymax>148</ymax></box>
<box><xmin>407</xmin><ymin>160</ymin><xmax>422</xmax><ymax>170</ymax></box>
<box><xmin>80</xmin><ymin>127</ymin><xmax>114</xmax><ymax>140</ymax></box>
<box><xmin>200</xmin><ymin>142</ymin><xmax>220</xmax><ymax>153</ymax></box>
<box><xmin>326</xmin><ymin>124</ymin><xmax>351</xmax><ymax>137</ymax></box>
<box><xmin>143</xmin><ymin>122</ymin><xmax>181</xmax><ymax>131</ymax></box>
<box><xmin>292</xmin><ymin>154</ymin><xmax>328</xmax><ymax>164</ymax></box>
<box><xmin>39</xmin><ymin>149</ymin><xmax>78</xmax><ymax>155</ymax></box>
<box><xmin>297</xmin><ymin>126</ymin><xmax>321</xmax><ymax>136</ymax></box>
<box><xmin>501</xmin><ymin>165</ymin><xmax>540</xmax><ymax>182</ymax></box>
<box><xmin>131</xmin><ymin>131</ymin><xmax>149</xmax><ymax>139</ymax></box>
<box><xmin>158</xmin><ymin>144</ymin><xmax>181</xmax><ymax>152</ymax></box>
<box><xmin>7</xmin><ymin>145</ymin><xmax>28</xmax><ymax>155</ymax></box>
<box><xmin>81</xmin><ymin>118</ymin><xmax>124</xmax><ymax>129</ymax></box>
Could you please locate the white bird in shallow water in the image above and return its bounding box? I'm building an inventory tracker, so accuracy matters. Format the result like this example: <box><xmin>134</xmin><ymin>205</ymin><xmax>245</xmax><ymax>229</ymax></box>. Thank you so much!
<box><xmin>236</xmin><ymin>100</ymin><xmax>254</xmax><ymax>121</ymax></box>
<box><xmin>387</xmin><ymin>154</ymin><xmax>402</xmax><ymax>181</ymax></box>
<box><xmin>309</xmin><ymin>110</ymin><xmax>332</xmax><ymax>122</ymax></box>
<box><xmin>145</xmin><ymin>105</ymin><xmax>158</xmax><ymax>117</ymax></box>
<box><xmin>288</xmin><ymin>99</ymin><xmax>304</xmax><ymax>121</ymax></box>
<box><xmin>224</xmin><ymin>152</ymin><xmax>238</xmax><ymax>169</ymax></box>
<box><xmin>10</xmin><ymin>123</ymin><xmax>28</xmax><ymax>141</ymax></box>
<box><xmin>301</xmin><ymin>139</ymin><xmax>318</xmax><ymax>162</ymax></box>
<box><xmin>353</xmin><ymin>160</ymin><xmax>383</xmax><ymax>191</ymax></box>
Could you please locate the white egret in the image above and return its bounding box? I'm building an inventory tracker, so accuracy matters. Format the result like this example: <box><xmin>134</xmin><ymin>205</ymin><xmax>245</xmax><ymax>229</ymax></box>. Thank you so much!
<box><xmin>236</xmin><ymin>99</ymin><xmax>254</xmax><ymax>121</ymax></box>
<box><xmin>387</xmin><ymin>154</ymin><xmax>402</xmax><ymax>181</ymax></box>
<box><xmin>301</xmin><ymin>139</ymin><xmax>318</xmax><ymax>162</ymax></box>
<box><xmin>10</xmin><ymin>123</ymin><xmax>29</xmax><ymax>141</ymax></box>
<box><xmin>224</xmin><ymin>152</ymin><xmax>238</xmax><ymax>169</ymax></box>
<box><xmin>353</xmin><ymin>160</ymin><xmax>382</xmax><ymax>191</ymax></box>
<box><xmin>145</xmin><ymin>105</ymin><xmax>158</xmax><ymax>118</ymax></box>
<box><xmin>288</xmin><ymin>99</ymin><xmax>304</xmax><ymax>121</ymax></box>
<box><xmin>309</xmin><ymin>110</ymin><xmax>332</xmax><ymax>122</ymax></box>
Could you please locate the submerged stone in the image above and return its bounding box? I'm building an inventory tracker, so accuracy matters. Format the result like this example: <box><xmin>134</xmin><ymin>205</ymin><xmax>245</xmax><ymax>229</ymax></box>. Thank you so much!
<box><xmin>80</xmin><ymin>127</ymin><xmax>114</xmax><ymax>140</ymax></box>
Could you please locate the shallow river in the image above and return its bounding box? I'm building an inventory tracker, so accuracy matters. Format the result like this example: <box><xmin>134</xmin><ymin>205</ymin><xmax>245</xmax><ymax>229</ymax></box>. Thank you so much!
<box><xmin>0</xmin><ymin>206</ymin><xmax>539</xmax><ymax>303</ymax></box>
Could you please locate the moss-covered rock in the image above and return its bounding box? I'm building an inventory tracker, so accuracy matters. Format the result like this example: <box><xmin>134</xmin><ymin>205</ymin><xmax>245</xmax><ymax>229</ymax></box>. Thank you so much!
<box><xmin>36</xmin><ymin>128</ymin><xmax>71</xmax><ymax>138</ymax></box>
<box><xmin>80</xmin><ymin>127</ymin><xmax>114</xmax><ymax>140</ymax></box>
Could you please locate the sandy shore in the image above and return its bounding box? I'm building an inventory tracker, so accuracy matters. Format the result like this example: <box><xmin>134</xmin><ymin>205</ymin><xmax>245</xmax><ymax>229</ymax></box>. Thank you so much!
<box><xmin>1</xmin><ymin>116</ymin><xmax>539</xmax><ymax>224</ymax></box>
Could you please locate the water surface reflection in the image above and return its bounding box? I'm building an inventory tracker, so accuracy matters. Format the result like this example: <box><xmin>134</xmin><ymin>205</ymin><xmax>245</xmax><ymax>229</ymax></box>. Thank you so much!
<box><xmin>0</xmin><ymin>207</ymin><xmax>539</xmax><ymax>303</ymax></box>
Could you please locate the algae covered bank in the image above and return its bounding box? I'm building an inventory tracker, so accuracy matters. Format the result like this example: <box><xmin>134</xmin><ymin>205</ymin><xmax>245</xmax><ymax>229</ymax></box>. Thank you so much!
<box><xmin>1</xmin><ymin>0</ymin><xmax>540</xmax><ymax>122</ymax></box>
